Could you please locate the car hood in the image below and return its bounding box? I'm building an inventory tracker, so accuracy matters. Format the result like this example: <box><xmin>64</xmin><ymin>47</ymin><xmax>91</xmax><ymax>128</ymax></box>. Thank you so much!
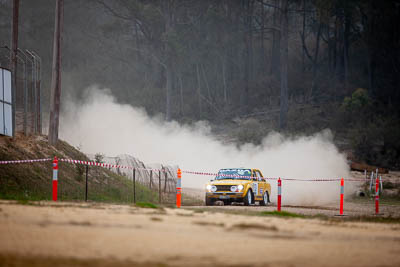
<box><xmin>209</xmin><ymin>179</ymin><xmax>250</xmax><ymax>186</ymax></box>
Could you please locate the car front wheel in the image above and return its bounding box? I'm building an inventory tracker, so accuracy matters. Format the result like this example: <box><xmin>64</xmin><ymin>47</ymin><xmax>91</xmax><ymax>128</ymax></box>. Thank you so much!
<box><xmin>205</xmin><ymin>197</ymin><xmax>214</xmax><ymax>206</ymax></box>
<box><xmin>260</xmin><ymin>191</ymin><xmax>269</xmax><ymax>206</ymax></box>
<box><xmin>243</xmin><ymin>190</ymin><xmax>252</xmax><ymax>206</ymax></box>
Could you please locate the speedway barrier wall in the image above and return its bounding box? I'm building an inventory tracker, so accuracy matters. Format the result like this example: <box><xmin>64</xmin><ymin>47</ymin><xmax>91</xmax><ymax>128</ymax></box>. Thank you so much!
<box><xmin>0</xmin><ymin>157</ymin><xmax>383</xmax><ymax>213</ymax></box>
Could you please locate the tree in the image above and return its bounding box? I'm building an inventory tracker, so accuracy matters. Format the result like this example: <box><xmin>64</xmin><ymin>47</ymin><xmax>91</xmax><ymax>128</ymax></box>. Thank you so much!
<box><xmin>48</xmin><ymin>0</ymin><xmax>63</xmax><ymax>145</ymax></box>
<box><xmin>279</xmin><ymin>0</ymin><xmax>288</xmax><ymax>130</ymax></box>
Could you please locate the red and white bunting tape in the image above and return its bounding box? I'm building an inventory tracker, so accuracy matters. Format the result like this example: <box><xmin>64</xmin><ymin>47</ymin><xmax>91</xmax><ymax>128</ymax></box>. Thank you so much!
<box><xmin>0</xmin><ymin>158</ymin><xmax>51</xmax><ymax>164</ymax></box>
<box><xmin>0</xmin><ymin>158</ymin><xmax>372</xmax><ymax>182</ymax></box>
<box><xmin>60</xmin><ymin>158</ymin><xmax>134</xmax><ymax>169</ymax></box>
<box><xmin>182</xmin><ymin>170</ymin><xmax>218</xmax><ymax>176</ymax></box>
<box><xmin>59</xmin><ymin>158</ymin><xmax>167</xmax><ymax>173</ymax></box>
<box><xmin>182</xmin><ymin>170</ymin><xmax>366</xmax><ymax>182</ymax></box>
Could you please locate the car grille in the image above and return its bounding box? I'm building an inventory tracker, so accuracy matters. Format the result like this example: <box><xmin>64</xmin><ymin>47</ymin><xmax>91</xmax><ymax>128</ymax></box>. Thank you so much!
<box><xmin>216</xmin><ymin>185</ymin><xmax>232</xmax><ymax>192</ymax></box>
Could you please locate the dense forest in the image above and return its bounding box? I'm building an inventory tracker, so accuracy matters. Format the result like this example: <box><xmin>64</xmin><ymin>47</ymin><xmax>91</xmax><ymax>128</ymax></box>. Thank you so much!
<box><xmin>0</xmin><ymin>0</ymin><xmax>399</xmax><ymax>168</ymax></box>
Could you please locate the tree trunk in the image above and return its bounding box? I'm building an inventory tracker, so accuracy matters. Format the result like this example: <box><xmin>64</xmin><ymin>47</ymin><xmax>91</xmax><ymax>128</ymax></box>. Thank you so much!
<box><xmin>165</xmin><ymin>64</ymin><xmax>172</xmax><ymax>121</ymax></box>
<box><xmin>241</xmin><ymin>0</ymin><xmax>253</xmax><ymax>114</ymax></box>
<box><xmin>279</xmin><ymin>0</ymin><xmax>288</xmax><ymax>130</ymax></box>
<box><xmin>178</xmin><ymin>72</ymin><xmax>184</xmax><ymax>117</ymax></box>
<box><xmin>201</xmin><ymin>63</ymin><xmax>211</xmax><ymax>101</ymax></box>
<box><xmin>302</xmin><ymin>0</ymin><xmax>306</xmax><ymax>72</ymax></box>
<box><xmin>134</xmin><ymin>22</ymin><xmax>141</xmax><ymax>61</ymax></box>
<box><xmin>333</xmin><ymin>16</ymin><xmax>337</xmax><ymax>73</ymax></box>
<box><xmin>164</xmin><ymin>1</ymin><xmax>173</xmax><ymax>122</ymax></box>
<box><xmin>222</xmin><ymin>56</ymin><xmax>227</xmax><ymax>105</ymax></box>
<box><xmin>248</xmin><ymin>0</ymin><xmax>254</xmax><ymax>82</ymax></box>
<box><xmin>310</xmin><ymin>22</ymin><xmax>322</xmax><ymax>98</ymax></box>
<box><xmin>49</xmin><ymin>0</ymin><xmax>63</xmax><ymax>145</ymax></box>
<box><xmin>196</xmin><ymin>64</ymin><xmax>202</xmax><ymax>118</ymax></box>
<box><xmin>336</xmin><ymin>12</ymin><xmax>345</xmax><ymax>83</ymax></box>
<box><xmin>343</xmin><ymin>10</ymin><xmax>351</xmax><ymax>90</ymax></box>
<box><xmin>327</xmin><ymin>22</ymin><xmax>332</xmax><ymax>73</ymax></box>
<box><xmin>260</xmin><ymin>0</ymin><xmax>265</xmax><ymax>72</ymax></box>
<box><xmin>270</xmin><ymin>0</ymin><xmax>280</xmax><ymax>78</ymax></box>
<box><xmin>366</xmin><ymin>0</ymin><xmax>374</xmax><ymax>95</ymax></box>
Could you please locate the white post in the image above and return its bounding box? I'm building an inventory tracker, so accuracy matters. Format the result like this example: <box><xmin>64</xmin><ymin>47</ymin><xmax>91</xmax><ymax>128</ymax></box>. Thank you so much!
<box><xmin>369</xmin><ymin>171</ymin><xmax>374</xmax><ymax>193</ymax></box>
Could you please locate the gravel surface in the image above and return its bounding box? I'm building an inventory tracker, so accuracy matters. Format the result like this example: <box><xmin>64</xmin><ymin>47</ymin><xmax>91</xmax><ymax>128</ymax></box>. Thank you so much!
<box><xmin>1</xmin><ymin>200</ymin><xmax>400</xmax><ymax>267</ymax></box>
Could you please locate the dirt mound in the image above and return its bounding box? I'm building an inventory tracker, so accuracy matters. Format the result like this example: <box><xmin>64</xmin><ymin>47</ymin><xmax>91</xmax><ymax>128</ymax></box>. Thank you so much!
<box><xmin>0</xmin><ymin>134</ymin><xmax>155</xmax><ymax>202</ymax></box>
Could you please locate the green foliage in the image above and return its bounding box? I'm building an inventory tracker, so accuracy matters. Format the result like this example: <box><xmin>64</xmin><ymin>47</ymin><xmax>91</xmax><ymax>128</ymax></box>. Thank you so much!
<box><xmin>382</xmin><ymin>181</ymin><xmax>395</xmax><ymax>190</ymax></box>
<box><xmin>342</xmin><ymin>88</ymin><xmax>371</xmax><ymax>112</ymax></box>
<box><xmin>75</xmin><ymin>164</ymin><xmax>85</xmax><ymax>182</ymax></box>
<box><xmin>94</xmin><ymin>153</ymin><xmax>104</xmax><ymax>164</ymax></box>
<box><xmin>259</xmin><ymin>211</ymin><xmax>305</xmax><ymax>218</ymax></box>
<box><xmin>380</xmin><ymin>118</ymin><xmax>400</xmax><ymax>169</ymax></box>
<box><xmin>335</xmin><ymin>88</ymin><xmax>400</xmax><ymax>168</ymax></box>
<box><xmin>348</xmin><ymin>122</ymin><xmax>381</xmax><ymax>163</ymax></box>
<box><xmin>135</xmin><ymin>202</ymin><xmax>158</xmax><ymax>209</ymax></box>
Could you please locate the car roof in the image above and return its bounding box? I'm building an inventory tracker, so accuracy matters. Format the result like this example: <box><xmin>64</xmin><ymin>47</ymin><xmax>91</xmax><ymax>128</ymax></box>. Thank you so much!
<box><xmin>219</xmin><ymin>168</ymin><xmax>258</xmax><ymax>170</ymax></box>
<box><xmin>218</xmin><ymin>168</ymin><xmax>261</xmax><ymax>173</ymax></box>
<box><xmin>219</xmin><ymin>168</ymin><xmax>252</xmax><ymax>171</ymax></box>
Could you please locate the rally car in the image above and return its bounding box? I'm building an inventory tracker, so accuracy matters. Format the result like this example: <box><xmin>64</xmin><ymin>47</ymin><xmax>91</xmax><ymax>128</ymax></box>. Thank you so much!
<box><xmin>205</xmin><ymin>168</ymin><xmax>271</xmax><ymax>206</ymax></box>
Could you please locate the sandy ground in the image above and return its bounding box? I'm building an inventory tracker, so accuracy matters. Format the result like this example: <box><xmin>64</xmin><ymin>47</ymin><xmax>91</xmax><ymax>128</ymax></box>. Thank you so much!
<box><xmin>195</xmin><ymin>201</ymin><xmax>400</xmax><ymax>217</ymax></box>
<box><xmin>0</xmin><ymin>201</ymin><xmax>400</xmax><ymax>267</ymax></box>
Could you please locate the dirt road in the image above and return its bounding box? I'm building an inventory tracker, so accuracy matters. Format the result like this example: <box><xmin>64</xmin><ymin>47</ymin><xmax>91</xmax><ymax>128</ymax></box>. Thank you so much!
<box><xmin>192</xmin><ymin>200</ymin><xmax>400</xmax><ymax>217</ymax></box>
<box><xmin>1</xmin><ymin>201</ymin><xmax>400</xmax><ymax>266</ymax></box>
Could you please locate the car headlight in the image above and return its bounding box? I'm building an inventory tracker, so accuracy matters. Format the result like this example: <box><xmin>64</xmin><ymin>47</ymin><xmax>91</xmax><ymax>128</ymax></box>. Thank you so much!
<box><xmin>206</xmin><ymin>184</ymin><xmax>212</xmax><ymax>191</ymax></box>
<box><xmin>230</xmin><ymin>186</ymin><xmax>238</xmax><ymax>192</ymax></box>
<box><xmin>237</xmin><ymin>184</ymin><xmax>244</xmax><ymax>191</ymax></box>
<box><xmin>211</xmin><ymin>185</ymin><xmax>217</xmax><ymax>192</ymax></box>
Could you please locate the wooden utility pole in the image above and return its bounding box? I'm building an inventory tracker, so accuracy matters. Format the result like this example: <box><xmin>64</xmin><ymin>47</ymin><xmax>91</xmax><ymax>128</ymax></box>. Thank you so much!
<box><xmin>10</xmin><ymin>0</ymin><xmax>19</xmax><ymax>137</ymax></box>
<box><xmin>49</xmin><ymin>0</ymin><xmax>64</xmax><ymax>145</ymax></box>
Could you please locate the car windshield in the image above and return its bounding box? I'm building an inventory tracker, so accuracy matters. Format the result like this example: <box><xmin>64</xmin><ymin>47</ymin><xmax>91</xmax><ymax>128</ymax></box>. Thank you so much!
<box><xmin>215</xmin><ymin>169</ymin><xmax>252</xmax><ymax>180</ymax></box>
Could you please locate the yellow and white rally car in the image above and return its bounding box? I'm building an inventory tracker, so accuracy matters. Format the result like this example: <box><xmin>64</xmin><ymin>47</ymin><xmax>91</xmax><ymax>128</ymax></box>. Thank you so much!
<box><xmin>205</xmin><ymin>168</ymin><xmax>271</xmax><ymax>206</ymax></box>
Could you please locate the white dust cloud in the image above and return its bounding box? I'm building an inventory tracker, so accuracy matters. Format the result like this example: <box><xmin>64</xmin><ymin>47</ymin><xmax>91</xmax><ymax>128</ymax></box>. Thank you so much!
<box><xmin>60</xmin><ymin>86</ymin><xmax>353</xmax><ymax>205</ymax></box>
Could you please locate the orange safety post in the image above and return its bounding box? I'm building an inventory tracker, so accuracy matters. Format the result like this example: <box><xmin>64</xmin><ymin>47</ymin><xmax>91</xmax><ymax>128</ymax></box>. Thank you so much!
<box><xmin>339</xmin><ymin>178</ymin><xmax>344</xmax><ymax>215</ymax></box>
<box><xmin>375</xmin><ymin>177</ymin><xmax>379</xmax><ymax>214</ymax></box>
<box><xmin>176</xmin><ymin>168</ymin><xmax>182</xmax><ymax>208</ymax></box>
<box><xmin>277</xmin><ymin>178</ymin><xmax>282</xmax><ymax>212</ymax></box>
<box><xmin>52</xmin><ymin>156</ymin><xmax>58</xmax><ymax>201</ymax></box>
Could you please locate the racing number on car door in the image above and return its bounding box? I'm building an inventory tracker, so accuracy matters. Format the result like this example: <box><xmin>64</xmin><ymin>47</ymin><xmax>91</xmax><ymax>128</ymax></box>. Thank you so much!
<box><xmin>252</xmin><ymin>183</ymin><xmax>258</xmax><ymax>196</ymax></box>
<box><xmin>255</xmin><ymin>170</ymin><xmax>264</xmax><ymax>196</ymax></box>
<box><xmin>251</xmin><ymin>170</ymin><xmax>258</xmax><ymax>196</ymax></box>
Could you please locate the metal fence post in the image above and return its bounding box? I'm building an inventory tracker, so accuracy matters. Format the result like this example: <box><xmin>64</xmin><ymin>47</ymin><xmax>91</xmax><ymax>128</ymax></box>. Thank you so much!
<box><xmin>31</xmin><ymin>50</ymin><xmax>41</xmax><ymax>134</ymax></box>
<box><xmin>375</xmin><ymin>177</ymin><xmax>379</xmax><ymax>214</ymax></box>
<box><xmin>159</xmin><ymin>170</ymin><xmax>161</xmax><ymax>203</ymax></box>
<box><xmin>17</xmin><ymin>49</ymin><xmax>28</xmax><ymax>135</ymax></box>
<box><xmin>164</xmin><ymin>168</ymin><xmax>167</xmax><ymax>193</ymax></box>
<box><xmin>133</xmin><ymin>168</ymin><xmax>136</xmax><ymax>203</ymax></box>
<box><xmin>85</xmin><ymin>165</ymin><xmax>88</xmax><ymax>202</ymax></box>
<box><xmin>150</xmin><ymin>170</ymin><xmax>152</xmax><ymax>190</ymax></box>
<box><xmin>25</xmin><ymin>50</ymin><xmax>36</xmax><ymax>134</ymax></box>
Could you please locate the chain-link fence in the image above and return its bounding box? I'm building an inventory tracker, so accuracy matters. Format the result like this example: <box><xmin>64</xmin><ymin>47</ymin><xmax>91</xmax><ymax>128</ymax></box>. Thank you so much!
<box><xmin>55</xmin><ymin>154</ymin><xmax>178</xmax><ymax>204</ymax></box>
<box><xmin>0</xmin><ymin>47</ymin><xmax>41</xmax><ymax>136</ymax></box>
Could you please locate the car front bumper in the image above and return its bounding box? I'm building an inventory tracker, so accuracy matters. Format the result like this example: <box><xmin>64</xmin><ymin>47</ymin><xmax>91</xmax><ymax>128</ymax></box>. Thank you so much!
<box><xmin>206</xmin><ymin>192</ymin><xmax>245</xmax><ymax>200</ymax></box>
